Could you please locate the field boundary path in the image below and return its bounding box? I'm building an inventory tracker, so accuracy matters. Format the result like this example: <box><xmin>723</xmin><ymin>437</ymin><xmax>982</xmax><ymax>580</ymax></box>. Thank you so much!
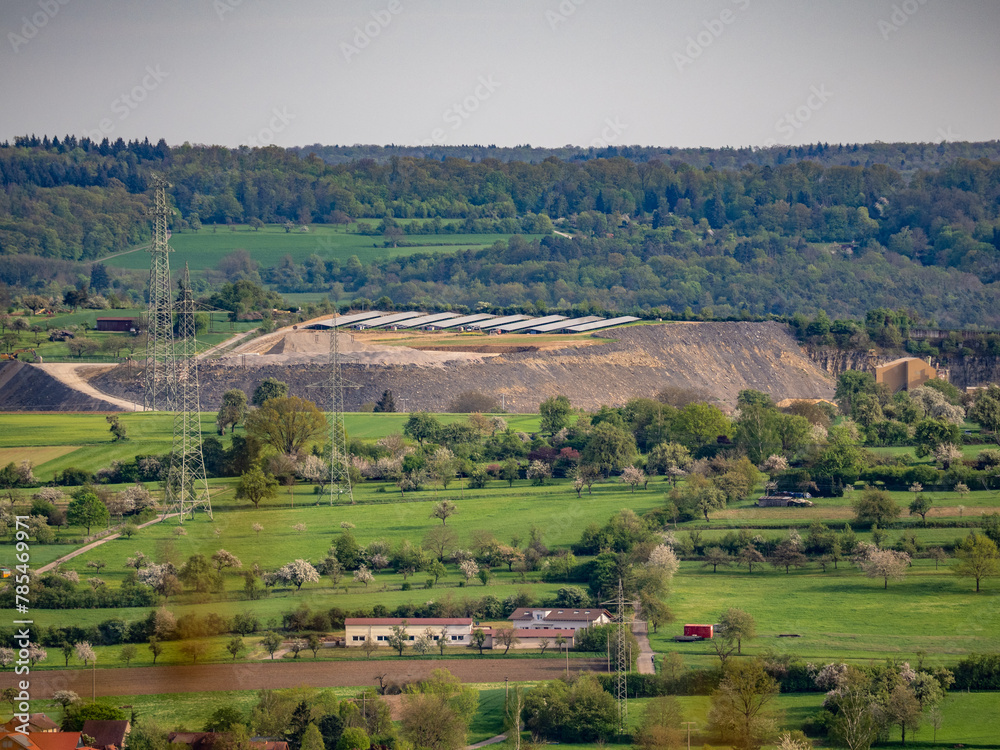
<box><xmin>34</xmin><ymin>363</ymin><xmax>142</xmax><ymax>411</ymax></box>
<box><xmin>197</xmin><ymin>328</ymin><xmax>260</xmax><ymax>360</ymax></box>
<box><xmin>467</xmin><ymin>735</ymin><xmax>507</xmax><ymax>749</ymax></box>
<box><xmin>0</xmin><ymin>658</ymin><xmax>607</xmax><ymax>697</ymax></box>
<box><xmin>633</xmin><ymin>618</ymin><xmax>655</xmax><ymax>675</ymax></box>
<box><xmin>36</xmin><ymin>512</ymin><xmax>179</xmax><ymax>574</ymax></box>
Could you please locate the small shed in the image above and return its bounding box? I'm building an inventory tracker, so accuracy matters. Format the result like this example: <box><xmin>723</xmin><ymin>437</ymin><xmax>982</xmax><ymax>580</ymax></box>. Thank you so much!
<box><xmin>95</xmin><ymin>317</ymin><xmax>139</xmax><ymax>333</ymax></box>
<box><xmin>683</xmin><ymin>624</ymin><xmax>714</xmax><ymax>639</ymax></box>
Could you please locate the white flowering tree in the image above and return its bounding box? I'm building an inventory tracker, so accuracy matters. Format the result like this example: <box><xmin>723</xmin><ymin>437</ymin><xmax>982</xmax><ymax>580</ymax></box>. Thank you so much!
<box><xmin>274</xmin><ymin>559</ymin><xmax>320</xmax><ymax>591</ymax></box>
<box><xmin>74</xmin><ymin>642</ymin><xmax>95</xmax><ymax>666</ymax></box>
<box><xmin>353</xmin><ymin>565</ymin><xmax>374</xmax><ymax>587</ymax></box>
<box><xmin>647</xmin><ymin>544</ymin><xmax>680</xmax><ymax>579</ymax></box>
<box><xmin>212</xmin><ymin>549</ymin><xmax>243</xmax><ymax>572</ymax></box>
<box><xmin>854</xmin><ymin>543</ymin><xmax>910</xmax><ymax>589</ymax></box>
<box><xmin>619</xmin><ymin>465</ymin><xmax>646</xmax><ymax>492</ymax></box>
<box><xmin>460</xmin><ymin>559</ymin><xmax>479</xmax><ymax>584</ymax></box>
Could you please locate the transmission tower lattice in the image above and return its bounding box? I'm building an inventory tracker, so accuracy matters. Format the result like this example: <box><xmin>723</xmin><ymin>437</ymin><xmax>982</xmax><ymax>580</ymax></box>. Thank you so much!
<box><xmin>614</xmin><ymin>579</ymin><xmax>629</xmax><ymax>734</ymax></box>
<box><xmin>327</xmin><ymin>318</ymin><xmax>354</xmax><ymax>504</ymax></box>
<box><xmin>164</xmin><ymin>263</ymin><xmax>213</xmax><ymax>522</ymax></box>
<box><xmin>143</xmin><ymin>176</ymin><xmax>175</xmax><ymax>411</ymax></box>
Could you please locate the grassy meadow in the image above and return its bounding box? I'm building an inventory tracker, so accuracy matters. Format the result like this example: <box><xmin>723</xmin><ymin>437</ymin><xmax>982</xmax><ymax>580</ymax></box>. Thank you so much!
<box><xmin>0</xmin><ymin>307</ymin><xmax>255</xmax><ymax>362</ymax></box>
<box><xmin>2</xmin><ymin>409</ymin><xmax>1000</xmax><ymax>746</ymax></box>
<box><xmin>100</xmin><ymin>223</ymin><xmax>541</xmax><ymax>276</ymax></box>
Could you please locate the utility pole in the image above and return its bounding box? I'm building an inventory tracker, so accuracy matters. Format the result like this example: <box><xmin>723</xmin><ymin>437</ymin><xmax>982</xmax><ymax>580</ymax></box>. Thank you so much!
<box><xmin>682</xmin><ymin>721</ymin><xmax>695</xmax><ymax>750</ymax></box>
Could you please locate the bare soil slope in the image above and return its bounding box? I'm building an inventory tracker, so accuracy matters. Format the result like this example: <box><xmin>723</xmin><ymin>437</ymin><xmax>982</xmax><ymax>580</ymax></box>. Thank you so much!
<box><xmin>89</xmin><ymin>321</ymin><xmax>833</xmax><ymax>412</ymax></box>
<box><xmin>0</xmin><ymin>361</ymin><xmax>128</xmax><ymax>411</ymax></box>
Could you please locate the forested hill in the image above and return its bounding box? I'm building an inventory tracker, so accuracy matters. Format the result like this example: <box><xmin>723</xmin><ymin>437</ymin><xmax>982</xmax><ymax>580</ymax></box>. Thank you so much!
<box><xmin>3</xmin><ymin>136</ymin><xmax>1000</xmax><ymax>326</ymax></box>
<box><xmin>292</xmin><ymin>140</ymin><xmax>1000</xmax><ymax>171</ymax></box>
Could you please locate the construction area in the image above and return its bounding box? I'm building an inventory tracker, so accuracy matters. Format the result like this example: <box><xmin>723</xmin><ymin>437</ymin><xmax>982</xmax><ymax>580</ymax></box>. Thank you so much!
<box><xmin>81</xmin><ymin>319</ymin><xmax>836</xmax><ymax>414</ymax></box>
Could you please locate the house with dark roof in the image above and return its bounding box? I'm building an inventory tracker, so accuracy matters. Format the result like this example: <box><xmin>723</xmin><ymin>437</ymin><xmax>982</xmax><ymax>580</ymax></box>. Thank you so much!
<box><xmin>81</xmin><ymin>721</ymin><xmax>130</xmax><ymax>750</ymax></box>
<box><xmin>508</xmin><ymin>608</ymin><xmax>612</xmax><ymax>631</ymax></box>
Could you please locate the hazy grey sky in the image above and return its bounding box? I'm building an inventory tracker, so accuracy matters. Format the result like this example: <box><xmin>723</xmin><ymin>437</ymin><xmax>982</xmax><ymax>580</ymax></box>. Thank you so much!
<box><xmin>2</xmin><ymin>0</ymin><xmax>998</xmax><ymax>149</ymax></box>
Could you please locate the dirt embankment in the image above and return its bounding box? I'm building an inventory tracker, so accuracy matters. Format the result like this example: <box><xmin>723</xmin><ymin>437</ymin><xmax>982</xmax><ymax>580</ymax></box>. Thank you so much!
<box><xmin>89</xmin><ymin>322</ymin><xmax>834</xmax><ymax>413</ymax></box>
<box><xmin>0</xmin><ymin>361</ymin><xmax>131</xmax><ymax>412</ymax></box>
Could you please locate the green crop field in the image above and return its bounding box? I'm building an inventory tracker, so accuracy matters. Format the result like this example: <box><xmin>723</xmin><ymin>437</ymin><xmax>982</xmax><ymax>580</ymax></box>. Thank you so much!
<box><xmin>100</xmin><ymin>224</ymin><xmax>542</xmax><ymax>275</ymax></box>
<box><xmin>0</xmin><ymin>412</ymin><xmax>541</xmax><ymax>479</ymax></box>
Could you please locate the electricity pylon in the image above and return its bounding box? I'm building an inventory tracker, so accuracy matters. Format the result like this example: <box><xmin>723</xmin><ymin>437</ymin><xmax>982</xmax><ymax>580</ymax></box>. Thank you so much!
<box><xmin>164</xmin><ymin>263</ymin><xmax>212</xmax><ymax>522</ymax></box>
<box><xmin>327</xmin><ymin>317</ymin><xmax>354</xmax><ymax>504</ymax></box>
<box><xmin>614</xmin><ymin>579</ymin><xmax>629</xmax><ymax>733</ymax></box>
<box><xmin>601</xmin><ymin>579</ymin><xmax>631</xmax><ymax>734</ymax></box>
<box><xmin>143</xmin><ymin>175</ymin><xmax>175</xmax><ymax>411</ymax></box>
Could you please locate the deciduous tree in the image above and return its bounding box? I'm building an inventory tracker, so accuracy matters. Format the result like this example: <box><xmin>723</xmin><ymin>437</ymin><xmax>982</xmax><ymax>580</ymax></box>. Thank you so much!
<box><xmin>852</xmin><ymin>486</ymin><xmax>901</xmax><ymax>527</ymax></box>
<box><xmin>708</xmin><ymin>659</ymin><xmax>779</xmax><ymax>750</ymax></box>
<box><xmin>953</xmin><ymin>532</ymin><xmax>1000</xmax><ymax>592</ymax></box>
<box><xmin>245</xmin><ymin>395</ymin><xmax>327</xmax><ymax>455</ymax></box>
<box><xmin>235</xmin><ymin>466</ymin><xmax>279</xmax><ymax>509</ymax></box>
<box><xmin>718</xmin><ymin>608</ymin><xmax>757</xmax><ymax>655</ymax></box>
<box><xmin>539</xmin><ymin>395</ymin><xmax>572</xmax><ymax>435</ymax></box>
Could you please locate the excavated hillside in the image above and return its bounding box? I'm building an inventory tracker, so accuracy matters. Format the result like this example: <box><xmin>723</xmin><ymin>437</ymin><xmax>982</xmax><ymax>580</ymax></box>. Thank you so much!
<box><xmin>89</xmin><ymin>321</ymin><xmax>834</xmax><ymax>413</ymax></box>
<box><xmin>0</xmin><ymin>361</ymin><xmax>125</xmax><ymax>411</ymax></box>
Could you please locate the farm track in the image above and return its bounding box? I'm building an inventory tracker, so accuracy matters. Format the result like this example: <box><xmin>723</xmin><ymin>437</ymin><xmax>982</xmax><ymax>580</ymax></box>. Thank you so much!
<box><xmin>0</xmin><ymin>658</ymin><xmax>606</xmax><ymax>697</ymax></box>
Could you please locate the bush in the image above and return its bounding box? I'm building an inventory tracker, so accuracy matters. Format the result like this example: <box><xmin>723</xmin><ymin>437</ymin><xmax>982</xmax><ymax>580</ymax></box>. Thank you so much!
<box><xmin>56</xmin><ymin>467</ymin><xmax>93</xmax><ymax>486</ymax></box>
<box><xmin>953</xmin><ymin>653</ymin><xmax>1000</xmax><ymax>690</ymax></box>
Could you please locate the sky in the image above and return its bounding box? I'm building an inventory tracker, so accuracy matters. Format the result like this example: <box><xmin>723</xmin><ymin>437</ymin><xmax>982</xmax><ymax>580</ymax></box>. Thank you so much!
<box><xmin>2</xmin><ymin>0</ymin><xmax>999</xmax><ymax>150</ymax></box>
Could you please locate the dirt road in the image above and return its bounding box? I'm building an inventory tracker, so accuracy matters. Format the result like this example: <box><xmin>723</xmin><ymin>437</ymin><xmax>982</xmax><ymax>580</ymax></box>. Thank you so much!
<box><xmin>34</xmin><ymin>363</ymin><xmax>142</xmax><ymax>411</ymax></box>
<box><xmin>632</xmin><ymin>620</ymin><xmax>655</xmax><ymax>675</ymax></box>
<box><xmin>1</xmin><ymin>658</ymin><xmax>605</xmax><ymax>698</ymax></box>
<box><xmin>197</xmin><ymin>329</ymin><xmax>259</xmax><ymax>360</ymax></box>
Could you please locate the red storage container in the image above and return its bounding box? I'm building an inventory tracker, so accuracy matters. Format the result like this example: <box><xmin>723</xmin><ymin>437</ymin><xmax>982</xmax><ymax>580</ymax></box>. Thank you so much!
<box><xmin>683</xmin><ymin>624</ymin><xmax>714</xmax><ymax>639</ymax></box>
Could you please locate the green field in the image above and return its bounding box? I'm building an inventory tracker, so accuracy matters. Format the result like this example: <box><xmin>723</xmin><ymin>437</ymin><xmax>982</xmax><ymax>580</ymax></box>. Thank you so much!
<box><xmin>0</xmin><ymin>412</ymin><xmax>541</xmax><ymax>480</ymax></box>
<box><xmin>0</xmin><ymin>308</ymin><xmax>254</xmax><ymax>363</ymax></box>
<box><xmin>101</xmin><ymin>224</ymin><xmax>541</xmax><ymax>275</ymax></box>
<box><xmin>3</xmin><ymin>410</ymin><xmax>1000</xmax><ymax>746</ymax></box>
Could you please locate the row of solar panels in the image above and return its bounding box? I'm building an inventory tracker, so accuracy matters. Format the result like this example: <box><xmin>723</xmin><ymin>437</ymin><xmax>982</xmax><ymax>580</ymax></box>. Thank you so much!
<box><xmin>307</xmin><ymin>310</ymin><xmax>640</xmax><ymax>333</ymax></box>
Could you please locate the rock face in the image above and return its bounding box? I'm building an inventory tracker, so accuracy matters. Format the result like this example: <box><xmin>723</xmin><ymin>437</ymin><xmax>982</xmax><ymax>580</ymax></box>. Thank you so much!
<box><xmin>0</xmin><ymin>361</ymin><xmax>123</xmax><ymax>411</ymax></box>
<box><xmin>91</xmin><ymin>321</ymin><xmax>835</xmax><ymax>412</ymax></box>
